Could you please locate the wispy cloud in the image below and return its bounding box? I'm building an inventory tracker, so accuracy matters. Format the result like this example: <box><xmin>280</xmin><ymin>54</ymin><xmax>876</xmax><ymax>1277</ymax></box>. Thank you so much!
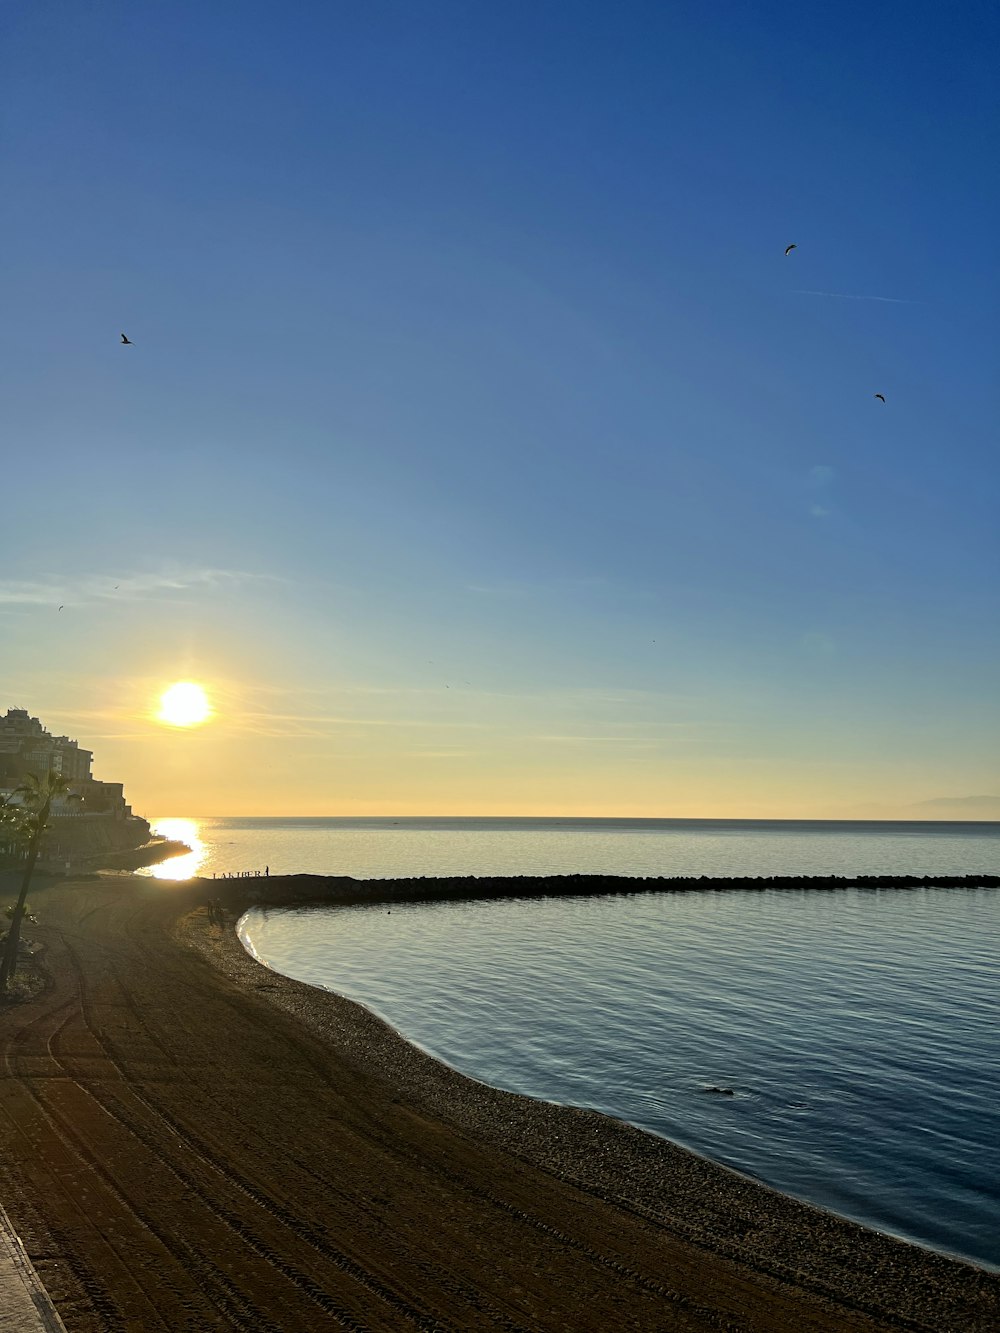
<box><xmin>466</xmin><ymin>575</ymin><xmax>613</xmax><ymax>598</ymax></box>
<box><xmin>232</xmin><ymin>712</ymin><xmax>490</xmax><ymax>736</ymax></box>
<box><xmin>794</xmin><ymin>289</ymin><xmax>923</xmax><ymax>305</ymax></box>
<box><xmin>533</xmin><ymin>734</ymin><xmax>659</xmax><ymax>744</ymax></box>
<box><xmin>15</xmin><ymin>677</ymin><xmax>716</xmax><ymax>751</ymax></box>
<box><xmin>33</xmin><ymin>704</ymin><xmax>492</xmax><ymax>741</ymax></box>
<box><xmin>405</xmin><ymin>750</ymin><xmax>475</xmax><ymax>759</ymax></box>
<box><xmin>0</xmin><ymin>566</ymin><xmax>280</xmax><ymax>607</ymax></box>
<box><xmin>527</xmin><ymin>724</ymin><xmax>718</xmax><ymax>748</ymax></box>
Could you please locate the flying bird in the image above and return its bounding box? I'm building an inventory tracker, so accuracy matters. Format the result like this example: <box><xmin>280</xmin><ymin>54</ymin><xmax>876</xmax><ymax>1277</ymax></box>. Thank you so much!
<box><xmin>58</xmin><ymin>605</ymin><xmax>64</xmax><ymax>611</ymax></box>
<box><xmin>784</xmin><ymin>244</ymin><xmax>797</xmax><ymax>256</ymax></box>
<box><xmin>874</xmin><ymin>393</ymin><xmax>886</xmax><ymax>403</ymax></box>
<box><xmin>120</xmin><ymin>333</ymin><xmax>133</xmax><ymax>345</ymax></box>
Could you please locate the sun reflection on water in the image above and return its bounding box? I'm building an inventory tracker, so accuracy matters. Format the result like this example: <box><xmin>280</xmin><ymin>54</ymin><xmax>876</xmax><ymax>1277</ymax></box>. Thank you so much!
<box><xmin>143</xmin><ymin>817</ymin><xmax>206</xmax><ymax>880</ymax></box>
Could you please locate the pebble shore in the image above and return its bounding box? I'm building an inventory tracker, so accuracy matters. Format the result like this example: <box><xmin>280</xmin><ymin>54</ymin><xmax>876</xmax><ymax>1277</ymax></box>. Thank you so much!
<box><xmin>188</xmin><ymin>872</ymin><xmax>1000</xmax><ymax>1332</ymax></box>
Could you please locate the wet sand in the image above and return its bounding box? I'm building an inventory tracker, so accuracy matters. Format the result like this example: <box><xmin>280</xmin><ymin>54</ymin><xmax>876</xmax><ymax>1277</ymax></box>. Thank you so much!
<box><xmin>0</xmin><ymin>873</ymin><xmax>997</xmax><ymax>1331</ymax></box>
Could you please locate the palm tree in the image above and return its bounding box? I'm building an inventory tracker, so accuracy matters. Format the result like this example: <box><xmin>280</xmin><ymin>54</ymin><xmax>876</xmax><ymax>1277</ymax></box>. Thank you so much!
<box><xmin>0</xmin><ymin>783</ymin><xmax>25</xmax><ymax>847</ymax></box>
<box><xmin>0</xmin><ymin>770</ymin><xmax>78</xmax><ymax>992</ymax></box>
<box><xmin>0</xmin><ymin>793</ymin><xmax>27</xmax><ymax>865</ymax></box>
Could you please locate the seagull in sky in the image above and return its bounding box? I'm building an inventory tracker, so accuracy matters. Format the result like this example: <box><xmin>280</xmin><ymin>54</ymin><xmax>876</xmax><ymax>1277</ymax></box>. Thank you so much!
<box><xmin>58</xmin><ymin>605</ymin><xmax>64</xmax><ymax>611</ymax></box>
<box><xmin>120</xmin><ymin>333</ymin><xmax>133</xmax><ymax>345</ymax></box>
<box><xmin>874</xmin><ymin>393</ymin><xmax>886</xmax><ymax>403</ymax></box>
<box><xmin>784</xmin><ymin>244</ymin><xmax>797</xmax><ymax>256</ymax></box>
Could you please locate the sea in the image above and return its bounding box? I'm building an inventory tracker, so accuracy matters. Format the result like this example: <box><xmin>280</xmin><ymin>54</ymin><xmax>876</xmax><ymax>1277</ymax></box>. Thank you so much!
<box><xmin>143</xmin><ymin>817</ymin><xmax>1000</xmax><ymax>1269</ymax></box>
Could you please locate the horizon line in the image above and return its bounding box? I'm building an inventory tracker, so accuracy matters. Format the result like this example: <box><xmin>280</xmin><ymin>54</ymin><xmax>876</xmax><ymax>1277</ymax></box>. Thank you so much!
<box><xmin>148</xmin><ymin>812</ymin><xmax>1000</xmax><ymax>824</ymax></box>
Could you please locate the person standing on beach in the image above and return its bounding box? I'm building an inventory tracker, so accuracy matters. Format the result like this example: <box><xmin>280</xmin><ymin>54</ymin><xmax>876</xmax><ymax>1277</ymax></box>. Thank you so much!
<box><xmin>265</xmin><ymin>865</ymin><xmax>269</xmax><ymax>877</ymax></box>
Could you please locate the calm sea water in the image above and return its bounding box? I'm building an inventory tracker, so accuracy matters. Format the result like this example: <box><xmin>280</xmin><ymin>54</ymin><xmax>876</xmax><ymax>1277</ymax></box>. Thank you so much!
<box><xmin>145</xmin><ymin>818</ymin><xmax>999</xmax><ymax>1269</ymax></box>
<box><xmin>141</xmin><ymin>815</ymin><xmax>1000</xmax><ymax>881</ymax></box>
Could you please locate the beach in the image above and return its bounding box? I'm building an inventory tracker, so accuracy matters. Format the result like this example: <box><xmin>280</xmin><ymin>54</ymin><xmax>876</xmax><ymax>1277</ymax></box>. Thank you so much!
<box><xmin>1</xmin><ymin>873</ymin><xmax>997</xmax><ymax>1331</ymax></box>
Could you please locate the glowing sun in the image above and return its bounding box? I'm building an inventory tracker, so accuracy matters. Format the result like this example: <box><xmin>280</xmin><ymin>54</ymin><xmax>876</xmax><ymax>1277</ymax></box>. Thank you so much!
<box><xmin>158</xmin><ymin>681</ymin><xmax>212</xmax><ymax>727</ymax></box>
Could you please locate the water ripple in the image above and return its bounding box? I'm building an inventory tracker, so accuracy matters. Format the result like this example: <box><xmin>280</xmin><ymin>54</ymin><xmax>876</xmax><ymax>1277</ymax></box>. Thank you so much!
<box><xmin>243</xmin><ymin>884</ymin><xmax>1000</xmax><ymax>1270</ymax></box>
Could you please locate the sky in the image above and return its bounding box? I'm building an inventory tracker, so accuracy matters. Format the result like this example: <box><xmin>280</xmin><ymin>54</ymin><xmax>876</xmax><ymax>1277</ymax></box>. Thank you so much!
<box><xmin>1</xmin><ymin>1</ymin><xmax>998</xmax><ymax>819</ymax></box>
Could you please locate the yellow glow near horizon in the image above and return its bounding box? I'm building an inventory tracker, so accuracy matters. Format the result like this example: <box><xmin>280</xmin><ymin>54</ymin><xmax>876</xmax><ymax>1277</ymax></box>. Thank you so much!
<box><xmin>158</xmin><ymin>681</ymin><xmax>212</xmax><ymax>728</ymax></box>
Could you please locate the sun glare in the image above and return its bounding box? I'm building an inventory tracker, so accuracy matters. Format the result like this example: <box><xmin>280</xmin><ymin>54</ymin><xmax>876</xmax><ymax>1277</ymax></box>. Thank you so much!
<box><xmin>158</xmin><ymin>681</ymin><xmax>212</xmax><ymax>727</ymax></box>
<box><xmin>142</xmin><ymin>818</ymin><xmax>206</xmax><ymax>880</ymax></box>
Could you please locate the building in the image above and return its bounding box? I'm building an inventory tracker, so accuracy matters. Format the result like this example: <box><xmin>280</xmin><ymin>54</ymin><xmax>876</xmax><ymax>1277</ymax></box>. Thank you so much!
<box><xmin>0</xmin><ymin>708</ymin><xmax>134</xmax><ymax>818</ymax></box>
<box><xmin>0</xmin><ymin>708</ymin><xmax>93</xmax><ymax>784</ymax></box>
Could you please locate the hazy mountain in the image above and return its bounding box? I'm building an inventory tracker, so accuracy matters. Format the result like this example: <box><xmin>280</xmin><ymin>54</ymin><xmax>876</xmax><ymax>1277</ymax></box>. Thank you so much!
<box><xmin>910</xmin><ymin>796</ymin><xmax>1000</xmax><ymax>816</ymax></box>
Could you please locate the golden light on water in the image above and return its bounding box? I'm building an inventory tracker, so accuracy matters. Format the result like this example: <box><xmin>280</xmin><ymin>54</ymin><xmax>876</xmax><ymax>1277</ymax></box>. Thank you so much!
<box><xmin>144</xmin><ymin>817</ymin><xmax>206</xmax><ymax>880</ymax></box>
<box><xmin>158</xmin><ymin>681</ymin><xmax>212</xmax><ymax>727</ymax></box>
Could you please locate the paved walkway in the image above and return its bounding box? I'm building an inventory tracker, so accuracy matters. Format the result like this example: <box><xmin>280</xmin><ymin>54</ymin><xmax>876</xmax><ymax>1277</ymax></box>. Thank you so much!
<box><xmin>0</xmin><ymin>1204</ymin><xmax>66</xmax><ymax>1333</ymax></box>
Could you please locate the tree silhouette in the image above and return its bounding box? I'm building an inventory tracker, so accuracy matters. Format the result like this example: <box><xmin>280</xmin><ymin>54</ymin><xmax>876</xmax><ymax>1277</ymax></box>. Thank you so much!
<box><xmin>0</xmin><ymin>771</ymin><xmax>80</xmax><ymax>992</ymax></box>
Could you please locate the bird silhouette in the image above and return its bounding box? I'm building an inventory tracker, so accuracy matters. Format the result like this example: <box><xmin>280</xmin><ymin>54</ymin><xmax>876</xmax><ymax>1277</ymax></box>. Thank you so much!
<box><xmin>58</xmin><ymin>605</ymin><xmax>64</xmax><ymax>611</ymax></box>
<box><xmin>784</xmin><ymin>244</ymin><xmax>797</xmax><ymax>256</ymax></box>
<box><xmin>874</xmin><ymin>393</ymin><xmax>886</xmax><ymax>403</ymax></box>
<box><xmin>120</xmin><ymin>333</ymin><xmax>133</xmax><ymax>345</ymax></box>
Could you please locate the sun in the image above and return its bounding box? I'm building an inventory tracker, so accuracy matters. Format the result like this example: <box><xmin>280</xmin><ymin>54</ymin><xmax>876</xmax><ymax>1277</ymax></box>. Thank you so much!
<box><xmin>158</xmin><ymin>681</ymin><xmax>212</xmax><ymax>728</ymax></box>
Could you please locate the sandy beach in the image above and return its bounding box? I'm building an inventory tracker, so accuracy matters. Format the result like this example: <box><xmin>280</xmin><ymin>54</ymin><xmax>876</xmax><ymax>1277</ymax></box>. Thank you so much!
<box><xmin>0</xmin><ymin>872</ymin><xmax>997</xmax><ymax>1331</ymax></box>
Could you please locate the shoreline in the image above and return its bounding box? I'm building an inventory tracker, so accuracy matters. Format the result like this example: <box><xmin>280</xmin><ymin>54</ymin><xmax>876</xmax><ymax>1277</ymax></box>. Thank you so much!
<box><xmin>1</xmin><ymin>871</ymin><xmax>997</xmax><ymax>1330</ymax></box>
<box><xmin>227</xmin><ymin>899</ymin><xmax>995</xmax><ymax>1276</ymax></box>
<box><xmin>199</xmin><ymin>873</ymin><xmax>998</xmax><ymax>1326</ymax></box>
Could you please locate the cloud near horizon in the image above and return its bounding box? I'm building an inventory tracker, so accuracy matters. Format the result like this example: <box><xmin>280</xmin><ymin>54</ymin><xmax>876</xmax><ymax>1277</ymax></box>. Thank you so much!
<box><xmin>0</xmin><ymin>566</ymin><xmax>280</xmax><ymax>607</ymax></box>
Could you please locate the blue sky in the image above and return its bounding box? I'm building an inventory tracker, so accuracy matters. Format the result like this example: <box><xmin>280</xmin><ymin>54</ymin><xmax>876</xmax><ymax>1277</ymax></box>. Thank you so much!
<box><xmin>2</xmin><ymin>2</ymin><xmax>998</xmax><ymax>816</ymax></box>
